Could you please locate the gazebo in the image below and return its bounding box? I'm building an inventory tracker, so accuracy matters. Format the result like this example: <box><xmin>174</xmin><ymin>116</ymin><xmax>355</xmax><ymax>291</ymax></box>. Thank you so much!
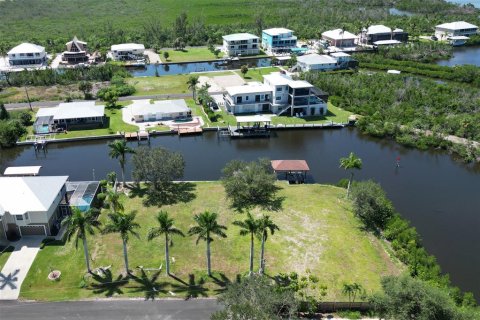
<box><xmin>271</xmin><ymin>160</ymin><xmax>310</xmax><ymax>183</ymax></box>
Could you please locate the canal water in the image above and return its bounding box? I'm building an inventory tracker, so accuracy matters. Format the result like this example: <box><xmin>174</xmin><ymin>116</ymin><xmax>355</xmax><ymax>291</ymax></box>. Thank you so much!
<box><xmin>437</xmin><ymin>46</ymin><xmax>480</xmax><ymax>66</ymax></box>
<box><xmin>1</xmin><ymin>128</ymin><xmax>480</xmax><ymax>298</ymax></box>
<box><xmin>448</xmin><ymin>0</ymin><xmax>480</xmax><ymax>7</ymax></box>
<box><xmin>129</xmin><ymin>58</ymin><xmax>272</xmax><ymax>77</ymax></box>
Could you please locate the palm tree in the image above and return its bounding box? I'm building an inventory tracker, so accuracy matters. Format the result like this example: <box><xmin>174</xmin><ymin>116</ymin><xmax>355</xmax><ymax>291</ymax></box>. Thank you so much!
<box><xmin>62</xmin><ymin>207</ymin><xmax>101</xmax><ymax>274</ymax></box>
<box><xmin>342</xmin><ymin>282</ymin><xmax>363</xmax><ymax>306</ymax></box>
<box><xmin>186</xmin><ymin>75</ymin><xmax>200</xmax><ymax>102</ymax></box>
<box><xmin>108</xmin><ymin>139</ymin><xmax>135</xmax><ymax>186</ymax></box>
<box><xmin>339</xmin><ymin>152</ymin><xmax>363</xmax><ymax>197</ymax></box>
<box><xmin>147</xmin><ymin>211</ymin><xmax>185</xmax><ymax>275</ymax></box>
<box><xmin>104</xmin><ymin>186</ymin><xmax>124</xmax><ymax>212</ymax></box>
<box><xmin>103</xmin><ymin>211</ymin><xmax>140</xmax><ymax>274</ymax></box>
<box><xmin>188</xmin><ymin>211</ymin><xmax>227</xmax><ymax>277</ymax></box>
<box><xmin>233</xmin><ymin>212</ymin><xmax>259</xmax><ymax>275</ymax></box>
<box><xmin>257</xmin><ymin>215</ymin><xmax>279</xmax><ymax>274</ymax></box>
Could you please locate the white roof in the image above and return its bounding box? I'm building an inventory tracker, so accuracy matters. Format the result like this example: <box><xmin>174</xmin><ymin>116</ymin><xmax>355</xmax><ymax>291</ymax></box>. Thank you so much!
<box><xmin>289</xmin><ymin>80</ymin><xmax>313</xmax><ymax>89</ymax></box>
<box><xmin>263</xmin><ymin>28</ymin><xmax>294</xmax><ymax>36</ymax></box>
<box><xmin>322</xmin><ymin>29</ymin><xmax>357</xmax><ymax>40</ymax></box>
<box><xmin>222</xmin><ymin>33</ymin><xmax>259</xmax><ymax>41</ymax></box>
<box><xmin>131</xmin><ymin>99</ymin><xmax>190</xmax><ymax>116</ymax></box>
<box><xmin>393</xmin><ymin>28</ymin><xmax>404</xmax><ymax>33</ymax></box>
<box><xmin>4</xmin><ymin>166</ymin><xmax>42</xmax><ymax>176</ymax></box>
<box><xmin>226</xmin><ymin>83</ymin><xmax>271</xmax><ymax>96</ymax></box>
<box><xmin>36</xmin><ymin>101</ymin><xmax>105</xmax><ymax>120</ymax></box>
<box><xmin>387</xmin><ymin>70</ymin><xmax>401</xmax><ymax>74</ymax></box>
<box><xmin>263</xmin><ymin>72</ymin><xmax>314</xmax><ymax>88</ymax></box>
<box><xmin>436</xmin><ymin>21</ymin><xmax>478</xmax><ymax>30</ymax></box>
<box><xmin>373</xmin><ymin>40</ymin><xmax>402</xmax><ymax>45</ymax></box>
<box><xmin>236</xmin><ymin>115</ymin><xmax>271</xmax><ymax>123</ymax></box>
<box><xmin>0</xmin><ymin>176</ymin><xmax>68</xmax><ymax>215</ymax></box>
<box><xmin>449</xmin><ymin>36</ymin><xmax>470</xmax><ymax>40</ymax></box>
<box><xmin>330</xmin><ymin>52</ymin><xmax>351</xmax><ymax>57</ymax></box>
<box><xmin>297</xmin><ymin>53</ymin><xmax>337</xmax><ymax>65</ymax></box>
<box><xmin>367</xmin><ymin>25</ymin><xmax>392</xmax><ymax>34</ymax></box>
<box><xmin>8</xmin><ymin>43</ymin><xmax>45</xmax><ymax>55</ymax></box>
<box><xmin>111</xmin><ymin>43</ymin><xmax>145</xmax><ymax>51</ymax></box>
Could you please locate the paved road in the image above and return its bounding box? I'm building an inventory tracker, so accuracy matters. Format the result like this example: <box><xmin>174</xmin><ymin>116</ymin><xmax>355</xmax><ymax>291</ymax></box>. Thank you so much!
<box><xmin>4</xmin><ymin>92</ymin><xmax>225</xmax><ymax>110</ymax></box>
<box><xmin>0</xmin><ymin>299</ymin><xmax>220</xmax><ymax>320</ymax></box>
<box><xmin>0</xmin><ymin>236</ymin><xmax>43</xmax><ymax>300</ymax></box>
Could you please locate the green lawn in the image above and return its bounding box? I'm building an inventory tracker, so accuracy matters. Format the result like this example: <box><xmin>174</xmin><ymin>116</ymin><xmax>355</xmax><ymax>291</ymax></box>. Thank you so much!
<box><xmin>21</xmin><ymin>182</ymin><xmax>402</xmax><ymax>301</ymax></box>
<box><xmin>270</xmin><ymin>102</ymin><xmax>353</xmax><ymax>125</ymax></box>
<box><xmin>0</xmin><ymin>246</ymin><xmax>14</xmax><ymax>270</ymax></box>
<box><xmin>233</xmin><ymin>67</ymin><xmax>281</xmax><ymax>82</ymax></box>
<box><xmin>161</xmin><ymin>47</ymin><xmax>224</xmax><ymax>63</ymax></box>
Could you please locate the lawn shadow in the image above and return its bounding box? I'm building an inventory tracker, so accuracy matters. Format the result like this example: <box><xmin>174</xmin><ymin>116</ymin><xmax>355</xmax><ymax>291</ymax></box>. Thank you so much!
<box><xmin>129</xmin><ymin>269</ymin><xmax>169</xmax><ymax>300</ymax></box>
<box><xmin>143</xmin><ymin>182</ymin><xmax>197</xmax><ymax>207</ymax></box>
<box><xmin>171</xmin><ymin>274</ymin><xmax>208</xmax><ymax>300</ymax></box>
<box><xmin>88</xmin><ymin>269</ymin><xmax>129</xmax><ymax>297</ymax></box>
<box><xmin>211</xmin><ymin>272</ymin><xmax>241</xmax><ymax>294</ymax></box>
<box><xmin>126</xmin><ymin>183</ymin><xmax>148</xmax><ymax>199</ymax></box>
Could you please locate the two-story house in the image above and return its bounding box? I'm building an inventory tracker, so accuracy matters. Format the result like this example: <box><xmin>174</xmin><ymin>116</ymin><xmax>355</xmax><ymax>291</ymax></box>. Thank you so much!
<box><xmin>261</xmin><ymin>28</ymin><xmax>297</xmax><ymax>53</ymax></box>
<box><xmin>110</xmin><ymin>43</ymin><xmax>145</xmax><ymax>61</ymax></box>
<box><xmin>62</xmin><ymin>36</ymin><xmax>88</xmax><ymax>64</ymax></box>
<box><xmin>435</xmin><ymin>21</ymin><xmax>478</xmax><ymax>45</ymax></box>
<box><xmin>222</xmin><ymin>33</ymin><xmax>260</xmax><ymax>56</ymax></box>
<box><xmin>224</xmin><ymin>83</ymin><xmax>272</xmax><ymax>114</ymax></box>
<box><xmin>7</xmin><ymin>43</ymin><xmax>47</xmax><ymax>67</ymax></box>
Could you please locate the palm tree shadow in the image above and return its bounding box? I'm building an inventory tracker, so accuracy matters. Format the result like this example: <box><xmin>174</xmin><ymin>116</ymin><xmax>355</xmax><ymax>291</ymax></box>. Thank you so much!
<box><xmin>129</xmin><ymin>269</ymin><xmax>169</xmax><ymax>300</ymax></box>
<box><xmin>171</xmin><ymin>274</ymin><xmax>209</xmax><ymax>300</ymax></box>
<box><xmin>211</xmin><ymin>273</ymin><xmax>241</xmax><ymax>294</ymax></box>
<box><xmin>126</xmin><ymin>183</ymin><xmax>148</xmax><ymax>199</ymax></box>
<box><xmin>0</xmin><ymin>269</ymin><xmax>20</xmax><ymax>290</ymax></box>
<box><xmin>144</xmin><ymin>182</ymin><xmax>197</xmax><ymax>207</ymax></box>
<box><xmin>88</xmin><ymin>269</ymin><xmax>128</xmax><ymax>297</ymax></box>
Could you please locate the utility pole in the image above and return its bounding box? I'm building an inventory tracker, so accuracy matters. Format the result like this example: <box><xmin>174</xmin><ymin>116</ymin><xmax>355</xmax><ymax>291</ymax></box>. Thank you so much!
<box><xmin>24</xmin><ymin>83</ymin><xmax>32</xmax><ymax>111</ymax></box>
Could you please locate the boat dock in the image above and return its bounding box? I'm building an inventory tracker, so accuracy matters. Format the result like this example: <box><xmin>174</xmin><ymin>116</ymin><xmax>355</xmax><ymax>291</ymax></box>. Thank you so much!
<box><xmin>177</xmin><ymin>127</ymin><xmax>203</xmax><ymax>136</ymax></box>
<box><xmin>124</xmin><ymin>131</ymin><xmax>150</xmax><ymax>142</ymax></box>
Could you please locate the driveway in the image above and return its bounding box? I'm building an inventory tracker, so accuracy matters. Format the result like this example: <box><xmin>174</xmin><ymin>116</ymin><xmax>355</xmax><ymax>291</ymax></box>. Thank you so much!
<box><xmin>0</xmin><ymin>236</ymin><xmax>43</xmax><ymax>300</ymax></box>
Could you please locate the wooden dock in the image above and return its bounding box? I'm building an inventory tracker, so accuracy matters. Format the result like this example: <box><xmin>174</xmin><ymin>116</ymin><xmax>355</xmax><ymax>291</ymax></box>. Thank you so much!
<box><xmin>124</xmin><ymin>132</ymin><xmax>138</xmax><ymax>140</ymax></box>
<box><xmin>177</xmin><ymin>127</ymin><xmax>203</xmax><ymax>136</ymax></box>
<box><xmin>124</xmin><ymin>131</ymin><xmax>150</xmax><ymax>141</ymax></box>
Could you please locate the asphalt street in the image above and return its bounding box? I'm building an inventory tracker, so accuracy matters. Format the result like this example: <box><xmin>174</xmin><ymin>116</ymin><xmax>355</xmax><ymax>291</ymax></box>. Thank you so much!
<box><xmin>0</xmin><ymin>299</ymin><xmax>220</xmax><ymax>320</ymax></box>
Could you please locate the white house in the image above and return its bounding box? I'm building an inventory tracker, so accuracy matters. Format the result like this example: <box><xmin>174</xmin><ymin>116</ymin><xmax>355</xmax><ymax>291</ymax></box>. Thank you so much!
<box><xmin>110</xmin><ymin>43</ymin><xmax>145</xmax><ymax>61</ymax></box>
<box><xmin>296</xmin><ymin>54</ymin><xmax>338</xmax><ymax>72</ymax></box>
<box><xmin>7</xmin><ymin>43</ymin><xmax>47</xmax><ymax>67</ymax></box>
<box><xmin>435</xmin><ymin>21</ymin><xmax>478</xmax><ymax>39</ymax></box>
<box><xmin>261</xmin><ymin>28</ymin><xmax>297</xmax><ymax>53</ymax></box>
<box><xmin>130</xmin><ymin>99</ymin><xmax>192</xmax><ymax>122</ymax></box>
<box><xmin>222</xmin><ymin>33</ymin><xmax>260</xmax><ymax>56</ymax></box>
<box><xmin>362</xmin><ymin>25</ymin><xmax>408</xmax><ymax>44</ymax></box>
<box><xmin>34</xmin><ymin>101</ymin><xmax>105</xmax><ymax>133</ymax></box>
<box><xmin>0</xmin><ymin>176</ymin><xmax>68</xmax><ymax>239</ymax></box>
<box><xmin>321</xmin><ymin>29</ymin><xmax>357</xmax><ymax>47</ymax></box>
<box><xmin>224</xmin><ymin>72</ymin><xmax>328</xmax><ymax>117</ymax></box>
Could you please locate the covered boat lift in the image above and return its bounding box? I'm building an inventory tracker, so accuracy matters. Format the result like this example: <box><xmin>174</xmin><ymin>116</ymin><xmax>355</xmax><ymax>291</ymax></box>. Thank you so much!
<box><xmin>271</xmin><ymin>160</ymin><xmax>310</xmax><ymax>184</ymax></box>
<box><xmin>227</xmin><ymin>115</ymin><xmax>271</xmax><ymax>138</ymax></box>
<box><xmin>3</xmin><ymin>166</ymin><xmax>42</xmax><ymax>176</ymax></box>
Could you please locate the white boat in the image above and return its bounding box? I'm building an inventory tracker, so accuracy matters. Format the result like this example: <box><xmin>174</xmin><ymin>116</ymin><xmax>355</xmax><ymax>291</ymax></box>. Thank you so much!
<box><xmin>448</xmin><ymin>36</ymin><xmax>469</xmax><ymax>47</ymax></box>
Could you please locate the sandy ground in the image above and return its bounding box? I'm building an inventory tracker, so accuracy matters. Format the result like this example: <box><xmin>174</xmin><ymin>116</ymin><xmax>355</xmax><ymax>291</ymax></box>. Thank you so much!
<box><xmin>145</xmin><ymin>49</ymin><xmax>162</xmax><ymax>63</ymax></box>
<box><xmin>198</xmin><ymin>73</ymin><xmax>245</xmax><ymax>92</ymax></box>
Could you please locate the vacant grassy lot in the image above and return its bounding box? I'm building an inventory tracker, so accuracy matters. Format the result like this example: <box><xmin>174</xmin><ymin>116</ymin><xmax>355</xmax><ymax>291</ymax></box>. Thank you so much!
<box><xmin>270</xmin><ymin>102</ymin><xmax>352</xmax><ymax>125</ymax></box>
<box><xmin>21</xmin><ymin>182</ymin><xmax>402</xmax><ymax>301</ymax></box>
<box><xmin>233</xmin><ymin>66</ymin><xmax>280</xmax><ymax>82</ymax></box>
<box><xmin>161</xmin><ymin>48</ymin><xmax>224</xmax><ymax>63</ymax></box>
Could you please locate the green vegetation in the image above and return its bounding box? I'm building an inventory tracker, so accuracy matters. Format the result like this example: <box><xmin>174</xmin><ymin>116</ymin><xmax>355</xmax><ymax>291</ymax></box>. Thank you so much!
<box><xmin>161</xmin><ymin>47</ymin><xmax>224</xmax><ymax>63</ymax></box>
<box><xmin>308</xmin><ymin>72</ymin><xmax>480</xmax><ymax>162</ymax></box>
<box><xmin>339</xmin><ymin>152</ymin><xmax>363</xmax><ymax>198</ymax></box>
<box><xmin>233</xmin><ymin>67</ymin><xmax>280</xmax><ymax>82</ymax></box>
<box><xmin>0</xmin><ymin>106</ymin><xmax>32</xmax><ymax>147</ymax></box>
<box><xmin>108</xmin><ymin>139</ymin><xmax>135</xmax><ymax>186</ymax></box>
<box><xmin>21</xmin><ymin>182</ymin><xmax>401</xmax><ymax>301</ymax></box>
<box><xmin>0</xmin><ymin>246</ymin><xmax>14</xmax><ymax>270</ymax></box>
<box><xmin>369</xmin><ymin>42</ymin><xmax>453</xmax><ymax>63</ymax></box>
<box><xmin>270</xmin><ymin>102</ymin><xmax>352</xmax><ymax>125</ymax></box>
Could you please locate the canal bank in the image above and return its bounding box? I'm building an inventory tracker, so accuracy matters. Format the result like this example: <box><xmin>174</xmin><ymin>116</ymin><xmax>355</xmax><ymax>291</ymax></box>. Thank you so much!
<box><xmin>1</xmin><ymin>128</ymin><xmax>480</xmax><ymax>299</ymax></box>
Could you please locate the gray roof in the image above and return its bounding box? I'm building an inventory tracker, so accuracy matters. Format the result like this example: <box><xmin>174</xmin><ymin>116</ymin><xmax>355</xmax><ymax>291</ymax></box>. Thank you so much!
<box><xmin>131</xmin><ymin>99</ymin><xmax>190</xmax><ymax>115</ymax></box>
<box><xmin>0</xmin><ymin>176</ymin><xmax>68</xmax><ymax>215</ymax></box>
<box><xmin>36</xmin><ymin>101</ymin><xmax>105</xmax><ymax>120</ymax></box>
<box><xmin>297</xmin><ymin>53</ymin><xmax>337</xmax><ymax>65</ymax></box>
<box><xmin>222</xmin><ymin>33</ymin><xmax>259</xmax><ymax>41</ymax></box>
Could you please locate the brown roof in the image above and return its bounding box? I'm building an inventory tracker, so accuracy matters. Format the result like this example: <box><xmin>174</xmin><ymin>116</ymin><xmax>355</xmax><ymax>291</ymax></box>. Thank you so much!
<box><xmin>271</xmin><ymin>160</ymin><xmax>310</xmax><ymax>172</ymax></box>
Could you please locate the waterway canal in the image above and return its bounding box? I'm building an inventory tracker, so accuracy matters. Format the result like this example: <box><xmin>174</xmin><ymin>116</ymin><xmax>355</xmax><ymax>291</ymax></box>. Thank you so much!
<box><xmin>437</xmin><ymin>46</ymin><xmax>480</xmax><ymax>66</ymax></box>
<box><xmin>1</xmin><ymin>129</ymin><xmax>479</xmax><ymax>298</ymax></box>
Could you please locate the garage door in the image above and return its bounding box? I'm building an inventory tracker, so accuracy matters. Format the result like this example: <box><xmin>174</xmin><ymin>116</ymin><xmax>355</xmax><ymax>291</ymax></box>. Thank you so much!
<box><xmin>20</xmin><ymin>225</ymin><xmax>46</xmax><ymax>236</ymax></box>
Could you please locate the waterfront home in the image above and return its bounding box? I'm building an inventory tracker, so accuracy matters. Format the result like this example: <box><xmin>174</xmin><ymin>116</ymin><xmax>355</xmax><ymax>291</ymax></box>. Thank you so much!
<box><xmin>130</xmin><ymin>99</ymin><xmax>191</xmax><ymax>122</ymax></box>
<box><xmin>321</xmin><ymin>29</ymin><xmax>357</xmax><ymax>48</ymax></box>
<box><xmin>110</xmin><ymin>43</ymin><xmax>145</xmax><ymax>61</ymax></box>
<box><xmin>62</xmin><ymin>36</ymin><xmax>88</xmax><ymax>64</ymax></box>
<box><xmin>261</xmin><ymin>28</ymin><xmax>297</xmax><ymax>53</ymax></box>
<box><xmin>361</xmin><ymin>25</ymin><xmax>408</xmax><ymax>44</ymax></box>
<box><xmin>0</xmin><ymin>176</ymin><xmax>68</xmax><ymax>238</ymax></box>
<box><xmin>7</xmin><ymin>43</ymin><xmax>47</xmax><ymax>67</ymax></box>
<box><xmin>296</xmin><ymin>52</ymin><xmax>355</xmax><ymax>72</ymax></box>
<box><xmin>224</xmin><ymin>72</ymin><xmax>328</xmax><ymax>117</ymax></box>
<box><xmin>435</xmin><ymin>21</ymin><xmax>478</xmax><ymax>46</ymax></box>
<box><xmin>222</xmin><ymin>33</ymin><xmax>260</xmax><ymax>56</ymax></box>
<box><xmin>33</xmin><ymin>101</ymin><xmax>105</xmax><ymax>133</ymax></box>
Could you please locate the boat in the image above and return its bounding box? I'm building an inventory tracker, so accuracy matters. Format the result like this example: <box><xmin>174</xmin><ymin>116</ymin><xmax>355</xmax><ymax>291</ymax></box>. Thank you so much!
<box><xmin>448</xmin><ymin>36</ymin><xmax>469</xmax><ymax>47</ymax></box>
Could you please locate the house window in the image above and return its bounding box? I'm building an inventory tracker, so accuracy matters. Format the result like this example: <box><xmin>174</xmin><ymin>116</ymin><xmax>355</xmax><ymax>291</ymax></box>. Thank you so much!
<box><xmin>276</xmin><ymin>87</ymin><xmax>282</xmax><ymax>92</ymax></box>
<box><xmin>24</xmin><ymin>213</ymin><xmax>29</xmax><ymax>220</ymax></box>
<box><xmin>276</xmin><ymin>97</ymin><xmax>281</xmax><ymax>101</ymax></box>
<box><xmin>16</xmin><ymin>214</ymin><xmax>24</xmax><ymax>221</ymax></box>
<box><xmin>245</xmin><ymin>96</ymin><xmax>249</xmax><ymax>101</ymax></box>
<box><xmin>236</xmin><ymin>96</ymin><xmax>242</xmax><ymax>103</ymax></box>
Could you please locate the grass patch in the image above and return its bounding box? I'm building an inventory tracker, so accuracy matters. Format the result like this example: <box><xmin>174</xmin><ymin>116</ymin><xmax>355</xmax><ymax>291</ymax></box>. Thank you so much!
<box><xmin>0</xmin><ymin>246</ymin><xmax>14</xmax><ymax>270</ymax></box>
<box><xmin>271</xmin><ymin>102</ymin><xmax>352</xmax><ymax>125</ymax></box>
<box><xmin>162</xmin><ymin>47</ymin><xmax>224</xmax><ymax>63</ymax></box>
<box><xmin>233</xmin><ymin>66</ymin><xmax>280</xmax><ymax>82</ymax></box>
<box><xmin>21</xmin><ymin>182</ymin><xmax>402</xmax><ymax>301</ymax></box>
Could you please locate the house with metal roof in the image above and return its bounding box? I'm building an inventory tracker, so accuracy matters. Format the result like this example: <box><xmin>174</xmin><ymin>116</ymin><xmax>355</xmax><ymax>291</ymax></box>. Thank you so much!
<box><xmin>7</xmin><ymin>43</ymin><xmax>47</xmax><ymax>67</ymax></box>
<box><xmin>110</xmin><ymin>43</ymin><xmax>145</xmax><ymax>61</ymax></box>
<box><xmin>261</xmin><ymin>28</ymin><xmax>297</xmax><ymax>53</ymax></box>
<box><xmin>62</xmin><ymin>36</ymin><xmax>88</xmax><ymax>64</ymax></box>
<box><xmin>222</xmin><ymin>33</ymin><xmax>260</xmax><ymax>56</ymax></box>
<box><xmin>322</xmin><ymin>29</ymin><xmax>357</xmax><ymax>48</ymax></box>
<box><xmin>0</xmin><ymin>176</ymin><xmax>68</xmax><ymax>239</ymax></box>
<box><xmin>435</xmin><ymin>21</ymin><xmax>478</xmax><ymax>45</ymax></box>
<box><xmin>130</xmin><ymin>99</ymin><xmax>192</xmax><ymax>122</ymax></box>
<box><xmin>33</xmin><ymin>101</ymin><xmax>105</xmax><ymax>133</ymax></box>
<box><xmin>361</xmin><ymin>25</ymin><xmax>408</xmax><ymax>44</ymax></box>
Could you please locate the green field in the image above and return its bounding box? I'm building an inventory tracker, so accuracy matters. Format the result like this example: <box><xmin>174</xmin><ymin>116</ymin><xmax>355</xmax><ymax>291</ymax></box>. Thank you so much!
<box><xmin>270</xmin><ymin>102</ymin><xmax>352</xmax><ymax>125</ymax></box>
<box><xmin>0</xmin><ymin>246</ymin><xmax>14</xmax><ymax>271</ymax></box>
<box><xmin>20</xmin><ymin>182</ymin><xmax>402</xmax><ymax>301</ymax></box>
<box><xmin>161</xmin><ymin>47</ymin><xmax>224</xmax><ymax>63</ymax></box>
